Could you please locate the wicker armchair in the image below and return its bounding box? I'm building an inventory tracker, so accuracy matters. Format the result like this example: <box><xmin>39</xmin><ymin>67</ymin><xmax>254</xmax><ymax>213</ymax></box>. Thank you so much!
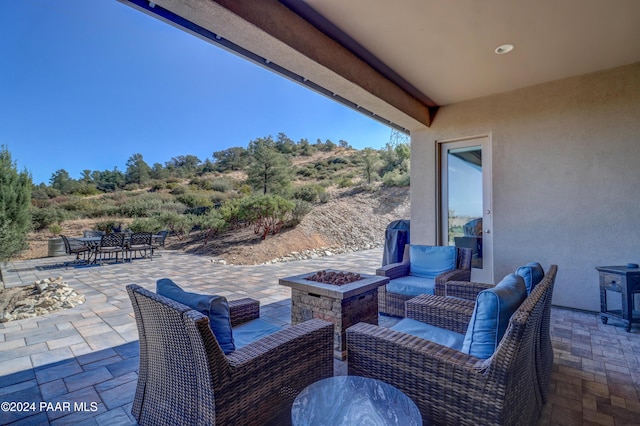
<box><xmin>347</xmin><ymin>265</ymin><xmax>557</xmax><ymax>426</ymax></box>
<box><xmin>127</xmin><ymin>284</ymin><xmax>333</xmax><ymax>426</ymax></box>
<box><xmin>377</xmin><ymin>245</ymin><xmax>472</xmax><ymax>316</ymax></box>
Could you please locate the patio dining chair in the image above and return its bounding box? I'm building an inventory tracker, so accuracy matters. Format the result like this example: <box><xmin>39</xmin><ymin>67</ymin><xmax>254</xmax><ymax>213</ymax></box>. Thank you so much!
<box><xmin>151</xmin><ymin>230</ymin><xmax>168</xmax><ymax>256</ymax></box>
<box><xmin>60</xmin><ymin>235</ymin><xmax>92</xmax><ymax>264</ymax></box>
<box><xmin>128</xmin><ymin>232</ymin><xmax>153</xmax><ymax>260</ymax></box>
<box><xmin>95</xmin><ymin>233</ymin><xmax>126</xmax><ymax>264</ymax></box>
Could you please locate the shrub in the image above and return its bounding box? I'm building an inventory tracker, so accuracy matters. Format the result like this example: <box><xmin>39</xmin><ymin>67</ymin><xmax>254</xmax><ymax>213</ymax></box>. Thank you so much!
<box><xmin>191</xmin><ymin>210</ymin><xmax>227</xmax><ymax>245</ymax></box>
<box><xmin>129</xmin><ymin>217</ymin><xmax>163</xmax><ymax>233</ymax></box>
<box><xmin>157</xmin><ymin>212</ymin><xmax>193</xmax><ymax>240</ymax></box>
<box><xmin>31</xmin><ymin>206</ymin><xmax>69</xmax><ymax>230</ymax></box>
<box><xmin>210</xmin><ymin>192</ymin><xmax>230</xmax><ymax>207</ymax></box>
<box><xmin>238</xmin><ymin>184</ymin><xmax>252</xmax><ymax>195</ymax></box>
<box><xmin>287</xmin><ymin>199</ymin><xmax>311</xmax><ymax>227</ymax></box>
<box><xmin>382</xmin><ymin>170</ymin><xmax>410</xmax><ymax>187</ymax></box>
<box><xmin>95</xmin><ymin>220</ymin><xmax>121</xmax><ymax>234</ymax></box>
<box><xmin>149</xmin><ymin>181</ymin><xmax>167</xmax><ymax>191</ymax></box>
<box><xmin>338</xmin><ymin>178</ymin><xmax>354</xmax><ymax>188</ymax></box>
<box><xmin>118</xmin><ymin>196</ymin><xmax>164</xmax><ymax>217</ymax></box>
<box><xmin>210</xmin><ymin>178</ymin><xmax>233</xmax><ymax>193</ymax></box>
<box><xmin>170</xmin><ymin>185</ymin><xmax>187</xmax><ymax>195</ymax></box>
<box><xmin>292</xmin><ymin>184</ymin><xmax>325</xmax><ymax>203</ymax></box>
<box><xmin>240</xmin><ymin>194</ymin><xmax>295</xmax><ymax>240</ymax></box>
<box><xmin>48</xmin><ymin>223</ymin><xmax>63</xmax><ymax>236</ymax></box>
<box><xmin>218</xmin><ymin>197</ymin><xmax>246</xmax><ymax>229</ymax></box>
<box><xmin>318</xmin><ymin>192</ymin><xmax>331</xmax><ymax>204</ymax></box>
<box><xmin>176</xmin><ymin>192</ymin><xmax>214</xmax><ymax>209</ymax></box>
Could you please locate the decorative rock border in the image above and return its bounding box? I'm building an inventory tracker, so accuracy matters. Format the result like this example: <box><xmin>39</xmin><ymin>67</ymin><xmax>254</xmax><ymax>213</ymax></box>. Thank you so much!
<box><xmin>0</xmin><ymin>276</ymin><xmax>85</xmax><ymax>322</ymax></box>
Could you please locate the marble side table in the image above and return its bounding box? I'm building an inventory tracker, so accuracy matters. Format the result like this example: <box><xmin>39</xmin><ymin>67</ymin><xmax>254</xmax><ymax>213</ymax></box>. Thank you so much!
<box><xmin>291</xmin><ymin>376</ymin><xmax>423</xmax><ymax>425</ymax></box>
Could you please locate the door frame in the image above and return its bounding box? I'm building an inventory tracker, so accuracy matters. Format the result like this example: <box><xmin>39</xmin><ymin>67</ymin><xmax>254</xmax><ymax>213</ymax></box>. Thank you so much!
<box><xmin>437</xmin><ymin>134</ymin><xmax>493</xmax><ymax>283</ymax></box>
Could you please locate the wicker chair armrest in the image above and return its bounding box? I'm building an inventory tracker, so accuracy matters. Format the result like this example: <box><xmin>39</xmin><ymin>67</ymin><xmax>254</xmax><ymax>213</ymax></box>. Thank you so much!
<box><xmin>446</xmin><ymin>281</ymin><xmax>495</xmax><ymax>301</ymax></box>
<box><xmin>226</xmin><ymin>318</ymin><xmax>333</xmax><ymax>377</ymax></box>
<box><xmin>229</xmin><ymin>298</ymin><xmax>260</xmax><ymax>326</ymax></box>
<box><xmin>347</xmin><ymin>323</ymin><xmax>491</xmax><ymax>424</ymax></box>
<box><xmin>348</xmin><ymin>322</ymin><xmax>483</xmax><ymax>375</ymax></box>
<box><xmin>434</xmin><ymin>268</ymin><xmax>472</xmax><ymax>296</ymax></box>
<box><xmin>405</xmin><ymin>295</ymin><xmax>474</xmax><ymax>334</ymax></box>
<box><xmin>376</xmin><ymin>262</ymin><xmax>410</xmax><ymax>279</ymax></box>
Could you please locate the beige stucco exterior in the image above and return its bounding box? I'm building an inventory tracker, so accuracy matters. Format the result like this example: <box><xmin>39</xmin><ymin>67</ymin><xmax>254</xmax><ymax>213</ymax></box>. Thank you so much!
<box><xmin>411</xmin><ymin>62</ymin><xmax>640</xmax><ymax>311</ymax></box>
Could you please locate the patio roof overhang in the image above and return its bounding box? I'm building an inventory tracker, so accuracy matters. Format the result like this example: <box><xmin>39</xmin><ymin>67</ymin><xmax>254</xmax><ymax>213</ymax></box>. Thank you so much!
<box><xmin>118</xmin><ymin>0</ymin><xmax>640</xmax><ymax>132</ymax></box>
<box><xmin>118</xmin><ymin>0</ymin><xmax>433</xmax><ymax>133</ymax></box>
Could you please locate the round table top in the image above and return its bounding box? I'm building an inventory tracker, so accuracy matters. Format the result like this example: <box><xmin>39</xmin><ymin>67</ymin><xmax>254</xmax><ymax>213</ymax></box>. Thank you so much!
<box><xmin>291</xmin><ymin>376</ymin><xmax>422</xmax><ymax>426</ymax></box>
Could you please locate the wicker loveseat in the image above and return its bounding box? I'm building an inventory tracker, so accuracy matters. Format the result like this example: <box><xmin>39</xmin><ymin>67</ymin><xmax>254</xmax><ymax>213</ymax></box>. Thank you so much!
<box><xmin>377</xmin><ymin>244</ymin><xmax>472</xmax><ymax>316</ymax></box>
<box><xmin>127</xmin><ymin>284</ymin><xmax>334</xmax><ymax>425</ymax></box>
<box><xmin>347</xmin><ymin>265</ymin><xmax>557</xmax><ymax>425</ymax></box>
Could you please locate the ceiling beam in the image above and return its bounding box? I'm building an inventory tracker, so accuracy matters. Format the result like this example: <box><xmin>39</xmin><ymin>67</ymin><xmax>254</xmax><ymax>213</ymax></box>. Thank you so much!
<box><xmin>211</xmin><ymin>0</ymin><xmax>432</xmax><ymax>127</ymax></box>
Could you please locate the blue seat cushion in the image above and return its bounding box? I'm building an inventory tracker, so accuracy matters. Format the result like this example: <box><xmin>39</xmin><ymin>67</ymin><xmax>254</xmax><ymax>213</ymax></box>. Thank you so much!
<box><xmin>516</xmin><ymin>262</ymin><xmax>545</xmax><ymax>294</ymax></box>
<box><xmin>386</xmin><ymin>276</ymin><xmax>435</xmax><ymax>297</ymax></box>
<box><xmin>391</xmin><ymin>318</ymin><xmax>465</xmax><ymax>351</ymax></box>
<box><xmin>233</xmin><ymin>318</ymin><xmax>283</xmax><ymax>349</ymax></box>
<box><xmin>461</xmin><ymin>273</ymin><xmax>527</xmax><ymax>359</ymax></box>
<box><xmin>156</xmin><ymin>278</ymin><xmax>235</xmax><ymax>354</ymax></box>
<box><xmin>409</xmin><ymin>245</ymin><xmax>457</xmax><ymax>279</ymax></box>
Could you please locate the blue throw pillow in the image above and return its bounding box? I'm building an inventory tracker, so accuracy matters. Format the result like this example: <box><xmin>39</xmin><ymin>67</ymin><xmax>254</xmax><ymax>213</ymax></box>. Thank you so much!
<box><xmin>516</xmin><ymin>262</ymin><xmax>545</xmax><ymax>294</ymax></box>
<box><xmin>461</xmin><ymin>273</ymin><xmax>527</xmax><ymax>359</ymax></box>
<box><xmin>156</xmin><ymin>278</ymin><xmax>235</xmax><ymax>354</ymax></box>
<box><xmin>409</xmin><ymin>245</ymin><xmax>457</xmax><ymax>278</ymax></box>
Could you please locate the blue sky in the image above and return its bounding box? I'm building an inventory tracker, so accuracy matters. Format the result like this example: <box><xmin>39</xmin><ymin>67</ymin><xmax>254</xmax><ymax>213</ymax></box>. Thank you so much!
<box><xmin>0</xmin><ymin>0</ymin><xmax>392</xmax><ymax>185</ymax></box>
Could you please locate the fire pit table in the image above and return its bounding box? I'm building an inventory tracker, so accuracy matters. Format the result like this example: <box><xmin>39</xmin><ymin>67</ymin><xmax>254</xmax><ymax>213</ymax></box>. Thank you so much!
<box><xmin>279</xmin><ymin>270</ymin><xmax>389</xmax><ymax>360</ymax></box>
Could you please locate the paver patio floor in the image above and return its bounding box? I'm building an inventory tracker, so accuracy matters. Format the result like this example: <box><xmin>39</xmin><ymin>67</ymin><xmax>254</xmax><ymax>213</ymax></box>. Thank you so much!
<box><xmin>1</xmin><ymin>250</ymin><xmax>640</xmax><ymax>425</ymax></box>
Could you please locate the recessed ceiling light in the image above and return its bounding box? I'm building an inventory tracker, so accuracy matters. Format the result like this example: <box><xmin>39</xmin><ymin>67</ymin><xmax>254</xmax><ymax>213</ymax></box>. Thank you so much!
<box><xmin>495</xmin><ymin>44</ymin><xmax>514</xmax><ymax>55</ymax></box>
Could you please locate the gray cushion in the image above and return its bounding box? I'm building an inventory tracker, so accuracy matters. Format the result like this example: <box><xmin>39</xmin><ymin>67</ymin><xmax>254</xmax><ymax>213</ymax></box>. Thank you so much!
<box><xmin>409</xmin><ymin>245</ymin><xmax>457</xmax><ymax>279</ymax></box>
<box><xmin>386</xmin><ymin>275</ymin><xmax>436</xmax><ymax>297</ymax></box>
<box><xmin>516</xmin><ymin>262</ymin><xmax>545</xmax><ymax>294</ymax></box>
<box><xmin>461</xmin><ymin>273</ymin><xmax>527</xmax><ymax>359</ymax></box>
<box><xmin>156</xmin><ymin>278</ymin><xmax>235</xmax><ymax>354</ymax></box>
<box><xmin>391</xmin><ymin>318</ymin><xmax>465</xmax><ymax>351</ymax></box>
<box><xmin>233</xmin><ymin>318</ymin><xmax>283</xmax><ymax>349</ymax></box>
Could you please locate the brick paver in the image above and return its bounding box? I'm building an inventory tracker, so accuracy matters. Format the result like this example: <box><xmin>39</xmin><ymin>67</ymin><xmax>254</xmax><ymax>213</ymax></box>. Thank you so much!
<box><xmin>1</xmin><ymin>250</ymin><xmax>640</xmax><ymax>425</ymax></box>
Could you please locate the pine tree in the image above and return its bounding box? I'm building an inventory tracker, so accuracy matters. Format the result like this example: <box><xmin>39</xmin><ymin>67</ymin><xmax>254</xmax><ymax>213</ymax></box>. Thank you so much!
<box><xmin>246</xmin><ymin>137</ymin><xmax>292</xmax><ymax>194</ymax></box>
<box><xmin>0</xmin><ymin>145</ymin><xmax>32</xmax><ymax>261</ymax></box>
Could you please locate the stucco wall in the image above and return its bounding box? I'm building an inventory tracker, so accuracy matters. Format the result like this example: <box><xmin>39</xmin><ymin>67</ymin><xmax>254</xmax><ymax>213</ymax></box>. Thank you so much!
<box><xmin>411</xmin><ymin>62</ymin><xmax>640</xmax><ymax>311</ymax></box>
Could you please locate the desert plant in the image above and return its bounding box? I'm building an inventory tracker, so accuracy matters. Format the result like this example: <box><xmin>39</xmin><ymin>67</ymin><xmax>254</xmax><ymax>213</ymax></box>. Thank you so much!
<box><xmin>48</xmin><ymin>223</ymin><xmax>63</xmax><ymax>236</ymax></box>
<box><xmin>157</xmin><ymin>212</ymin><xmax>193</xmax><ymax>240</ymax></box>
<box><xmin>129</xmin><ymin>217</ymin><xmax>163</xmax><ymax>232</ymax></box>
<box><xmin>176</xmin><ymin>192</ymin><xmax>214</xmax><ymax>209</ymax></box>
<box><xmin>31</xmin><ymin>206</ymin><xmax>69</xmax><ymax>230</ymax></box>
<box><xmin>240</xmin><ymin>194</ymin><xmax>295</xmax><ymax>240</ymax></box>
<box><xmin>288</xmin><ymin>199</ymin><xmax>311</xmax><ymax>227</ymax></box>
<box><xmin>191</xmin><ymin>210</ymin><xmax>227</xmax><ymax>245</ymax></box>
<box><xmin>292</xmin><ymin>184</ymin><xmax>325</xmax><ymax>203</ymax></box>
<box><xmin>338</xmin><ymin>178</ymin><xmax>354</xmax><ymax>188</ymax></box>
<box><xmin>95</xmin><ymin>220</ymin><xmax>123</xmax><ymax>234</ymax></box>
<box><xmin>382</xmin><ymin>170</ymin><xmax>411</xmax><ymax>187</ymax></box>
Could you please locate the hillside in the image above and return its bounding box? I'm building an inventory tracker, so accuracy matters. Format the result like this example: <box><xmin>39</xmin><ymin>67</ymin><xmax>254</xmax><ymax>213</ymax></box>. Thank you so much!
<box><xmin>182</xmin><ymin>184</ymin><xmax>410</xmax><ymax>264</ymax></box>
<box><xmin>18</xmin><ymin>145</ymin><xmax>411</xmax><ymax>265</ymax></box>
<box><xmin>18</xmin><ymin>184</ymin><xmax>409</xmax><ymax>265</ymax></box>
